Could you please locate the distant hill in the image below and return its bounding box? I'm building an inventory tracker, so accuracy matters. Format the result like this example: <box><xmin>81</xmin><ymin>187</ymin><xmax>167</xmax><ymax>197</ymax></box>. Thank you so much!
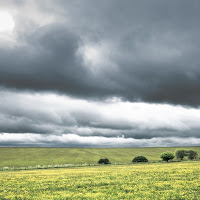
<box><xmin>0</xmin><ymin>147</ymin><xmax>199</xmax><ymax>168</ymax></box>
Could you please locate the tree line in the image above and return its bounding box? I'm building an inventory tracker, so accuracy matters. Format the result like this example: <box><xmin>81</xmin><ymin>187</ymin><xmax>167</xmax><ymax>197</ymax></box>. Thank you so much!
<box><xmin>160</xmin><ymin>149</ymin><xmax>198</xmax><ymax>162</ymax></box>
<box><xmin>98</xmin><ymin>149</ymin><xmax>198</xmax><ymax>164</ymax></box>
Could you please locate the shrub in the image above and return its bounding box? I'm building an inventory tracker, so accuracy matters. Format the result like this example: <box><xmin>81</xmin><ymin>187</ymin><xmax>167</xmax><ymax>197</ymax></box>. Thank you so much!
<box><xmin>187</xmin><ymin>150</ymin><xmax>198</xmax><ymax>160</ymax></box>
<box><xmin>160</xmin><ymin>152</ymin><xmax>175</xmax><ymax>162</ymax></box>
<box><xmin>175</xmin><ymin>149</ymin><xmax>186</xmax><ymax>160</ymax></box>
<box><xmin>132</xmin><ymin>156</ymin><xmax>148</xmax><ymax>163</ymax></box>
<box><xmin>98</xmin><ymin>158</ymin><xmax>111</xmax><ymax>164</ymax></box>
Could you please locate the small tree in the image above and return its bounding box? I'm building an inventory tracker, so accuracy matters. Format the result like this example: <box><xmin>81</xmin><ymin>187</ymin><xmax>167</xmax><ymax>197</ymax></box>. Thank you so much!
<box><xmin>175</xmin><ymin>149</ymin><xmax>186</xmax><ymax>160</ymax></box>
<box><xmin>187</xmin><ymin>150</ymin><xmax>198</xmax><ymax>160</ymax></box>
<box><xmin>160</xmin><ymin>152</ymin><xmax>175</xmax><ymax>162</ymax></box>
<box><xmin>132</xmin><ymin>156</ymin><xmax>148</xmax><ymax>163</ymax></box>
<box><xmin>98</xmin><ymin>158</ymin><xmax>111</xmax><ymax>164</ymax></box>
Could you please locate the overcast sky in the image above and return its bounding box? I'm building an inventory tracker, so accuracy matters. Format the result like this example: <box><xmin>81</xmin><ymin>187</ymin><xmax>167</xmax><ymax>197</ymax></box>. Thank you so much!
<box><xmin>0</xmin><ymin>0</ymin><xmax>200</xmax><ymax>147</ymax></box>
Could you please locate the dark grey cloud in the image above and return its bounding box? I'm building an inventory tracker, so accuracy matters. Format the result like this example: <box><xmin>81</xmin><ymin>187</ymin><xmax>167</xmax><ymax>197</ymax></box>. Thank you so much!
<box><xmin>0</xmin><ymin>0</ymin><xmax>200</xmax><ymax>105</ymax></box>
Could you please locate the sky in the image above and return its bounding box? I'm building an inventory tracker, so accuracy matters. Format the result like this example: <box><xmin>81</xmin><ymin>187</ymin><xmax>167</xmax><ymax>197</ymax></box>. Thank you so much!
<box><xmin>0</xmin><ymin>0</ymin><xmax>200</xmax><ymax>147</ymax></box>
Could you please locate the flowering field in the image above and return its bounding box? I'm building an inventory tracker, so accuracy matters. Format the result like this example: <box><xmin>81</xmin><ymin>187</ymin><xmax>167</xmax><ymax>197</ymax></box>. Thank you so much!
<box><xmin>0</xmin><ymin>162</ymin><xmax>200</xmax><ymax>199</ymax></box>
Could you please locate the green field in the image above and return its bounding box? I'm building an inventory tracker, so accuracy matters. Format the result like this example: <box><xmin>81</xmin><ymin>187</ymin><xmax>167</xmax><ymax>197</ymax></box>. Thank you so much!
<box><xmin>0</xmin><ymin>162</ymin><xmax>200</xmax><ymax>199</ymax></box>
<box><xmin>0</xmin><ymin>147</ymin><xmax>200</xmax><ymax>168</ymax></box>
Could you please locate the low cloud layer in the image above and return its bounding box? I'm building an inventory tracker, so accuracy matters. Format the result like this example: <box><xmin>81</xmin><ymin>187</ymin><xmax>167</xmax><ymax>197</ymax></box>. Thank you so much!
<box><xmin>0</xmin><ymin>89</ymin><xmax>200</xmax><ymax>147</ymax></box>
<box><xmin>1</xmin><ymin>133</ymin><xmax>200</xmax><ymax>148</ymax></box>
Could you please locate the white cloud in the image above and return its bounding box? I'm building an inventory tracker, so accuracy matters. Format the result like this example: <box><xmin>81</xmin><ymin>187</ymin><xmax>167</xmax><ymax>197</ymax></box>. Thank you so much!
<box><xmin>0</xmin><ymin>89</ymin><xmax>200</xmax><ymax>146</ymax></box>
<box><xmin>77</xmin><ymin>40</ymin><xmax>116</xmax><ymax>74</ymax></box>
<box><xmin>0</xmin><ymin>133</ymin><xmax>200</xmax><ymax>147</ymax></box>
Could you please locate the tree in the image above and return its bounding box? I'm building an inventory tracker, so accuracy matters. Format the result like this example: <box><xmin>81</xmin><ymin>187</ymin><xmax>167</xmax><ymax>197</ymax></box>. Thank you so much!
<box><xmin>160</xmin><ymin>152</ymin><xmax>175</xmax><ymax>162</ymax></box>
<box><xmin>132</xmin><ymin>156</ymin><xmax>148</xmax><ymax>163</ymax></box>
<box><xmin>175</xmin><ymin>149</ymin><xmax>186</xmax><ymax>160</ymax></box>
<box><xmin>98</xmin><ymin>158</ymin><xmax>111</xmax><ymax>164</ymax></box>
<box><xmin>187</xmin><ymin>150</ymin><xmax>198</xmax><ymax>160</ymax></box>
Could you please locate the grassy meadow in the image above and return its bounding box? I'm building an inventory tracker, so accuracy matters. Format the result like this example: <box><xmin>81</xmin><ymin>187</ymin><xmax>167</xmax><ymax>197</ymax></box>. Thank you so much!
<box><xmin>0</xmin><ymin>162</ymin><xmax>200</xmax><ymax>199</ymax></box>
<box><xmin>0</xmin><ymin>146</ymin><xmax>200</xmax><ymax>168</ymax></box>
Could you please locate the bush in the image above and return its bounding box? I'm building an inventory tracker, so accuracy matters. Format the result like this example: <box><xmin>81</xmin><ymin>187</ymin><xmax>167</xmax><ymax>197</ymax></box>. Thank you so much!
<box><xmin>187</xmin><ymin>150</ymin><xmax>198</xmax><ymax>160</ymax></box>
<box><xmin>175</xmin><ymin>149</ymin><xmax>198</xmax><ymax>161</ymax></box>
<box><xmin>175</xmin><ymin>149</ymin><xmax>186</xmax><ymax>160</ymax></box>
<box><xmin>160</xmin><ymin>152</ymin><xmax>175</xmax><ymax>162</ymax></box>
<box><xmin>132</xmin><ymin>156</ymin><xmax>148</xmax><ymax>163</ymax></box>
<box><xmin>98</xmin><ymin>158</ymin><xmax>111</xmax><ymax>164</ymax></box>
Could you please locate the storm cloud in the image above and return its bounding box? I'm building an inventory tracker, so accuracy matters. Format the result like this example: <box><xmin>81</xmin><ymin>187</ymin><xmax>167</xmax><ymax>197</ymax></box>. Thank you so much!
<box><xmin>0</xmin><ymin>0</ymin><xmax>200</xmax><ymax>105</ymax></box>
<box><xmin>0</xmin><ymin>0</ymin><xmax>200</xmax><ymax>146</ymax></box>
